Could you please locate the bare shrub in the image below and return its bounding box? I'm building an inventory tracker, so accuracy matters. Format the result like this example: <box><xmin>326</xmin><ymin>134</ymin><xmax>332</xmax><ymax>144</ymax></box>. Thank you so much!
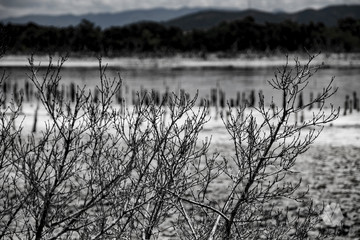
<box><xmin>0</xmin><ymin>54</ymin><xmax>339</xmax><ymax>239</ymax></box>
<box><xmin>173</xmin><ymin>54</ymin><xmax>339</xmax><ymax>239</ymax></box>
<box><xmin>0</xmin><ymin>55</ymin><xmax>215</xmax><ymax>239</ymax></box>
<box><xmin>0</xmin><ymin>42</ymin><xmax>28</xmax><ymax>239</ymax></box>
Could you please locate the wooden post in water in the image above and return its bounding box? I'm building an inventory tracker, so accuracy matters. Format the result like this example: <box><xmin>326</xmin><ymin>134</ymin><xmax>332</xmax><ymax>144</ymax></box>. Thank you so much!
<box><xmin>163</xmin><ymin>86</ymin><xmax>169</xmax><ymax>106</ymax></box>
<box><xmin>210</xmin><ymin>88</ymin><xmax>217</xmax><ymax>119</ymax></box>
<box><xmin>296</xmin><ymin>92</ymin><xmax>304</xmax><ymax>124</ymax></box>
<box><xmin>236</xmin><ymin>91</ymin><xmax>241</xmax><ymax>107</ymax></box>
<box><xmin>2</xmin><ymin>80</ymin><xmax>7</xmax><ymax>109</ymax></box>
<box><xmin>131</xmin><ymin>90</ymin><xmax>136</xmax><ymax>107</ymax></box>
<box><xmin>28</xmin><ymin>82</ymin><xmax>33</xmax><ymax>103</ymax></box>
<box><xmin>156</xmin><ymin>90</ymin><xmax>161</xmax><ymax>106</ymax></box>
<box><xmin>317</xmin><ymin>93</ymin><xmax>322</xmax><ymax>109</ymax></box>
<box><xmin>13</xmin><ymin>82</ymin><xmax>24</xmax><ymax>114</ymax></box>
<box><xmin>216</xmin><ymin>81</ymin><xmax>220</xmax><ymax>119</ymax></box>
<box><xmin>24</xmin><ymin>80</ymin><xmax>30</xmax><ymax>102</ymax></box>
<box><xmin>219</xmin><ymin>89</ymin><xmax>226</xmax><ymax>120</ymax></box>
<box><xmin>32</xmin><ymin>102</ymin><xmax>40</xmax><ymax>133</ymax></box>
<box><xmin>242</xmin><ymin>92</ymin><xmax>246</xmax><ymax>107</ymax></box>
<box><xmin>70</xmin><ymin>82</ymin><xmax>76</xmax><ymax>103</ymax></box>
<box><xmin>229</xmin><ymin>98</ymin><xmax>235</xmax><ymax>107</ymax></box>
<box><xmin>271</xmin><ymin>102</ymin><xmax>275</xmax><ymax>117</ymax></box>
<box><xmin>59</xmin><ymin>85</ymin><xmax>63</xmax><ymax>106</ymax></box>
<box><xmin>219</xmin><ymin>90</ymin><xmax>225</xmax><ymax>109</ymax></box>
<box><xmin>249</xmin><ymin>89</ymin><xmax>255</xmax><ymax>107</ymax></box>
<box><xmin>298</xmin><ymin>92</ymin><xmax>304</xmax><ymax>109</ymax></box>
<box><xmin>93</xmin><ymin>87</ymin><xmax>99</xmax><ymax>103</ymax></box>
<box><xmin>125</xmin><ymin>84</ymin><xmax>129</xmax><ymax>109</ymax></box>
<box><xmin>344</xmin><ymin>95</ymin><xmax>349</xmax><ymax>116</ymax></box>
<box><xmin>353</xmin><ymin>91</ymin><xmax>358</xmax><ymax>112</ymax></box>
<box><xmin>59</xmin><ymin>84</ymin><xmax>64</xmax><ymax>111</ymax></box>
<box><xmin>162</xmin><ymin>84</ymin><xmax>169</xmax><ymax>126</ymax></box>
<box><xmin>13</xmin><ymin>82</ymin><xmax>18</xmax><ymax>105</ymax></box>
<box><xmin>119</xmin><ymin>84</ymin><xmax>125</xmax><ymax>115</ymax></box>
<box><xmin>300</xmin><ymin>110</ymin><xmax>304</xmax><ymax>123</ymax></box>
<box><xmin>185</xmin><ymin>92</ymin><xmax>190</xmax><ymax>104</ymax></box>
<box><xmin>309</xmin><ymin>92</ymin><xmax>313</xmax><ymax>110</ymax></box>
<box><xmin>179</xmin><ymin>89</ymin><xmax>188</xmax><ymax>107</ymax></box>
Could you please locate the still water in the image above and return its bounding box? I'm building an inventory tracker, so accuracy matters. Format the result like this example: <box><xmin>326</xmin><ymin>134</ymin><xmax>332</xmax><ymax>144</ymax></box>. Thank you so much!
<box><xmin>3</xmin><ymin>64</ymin><xmax>360</xmax><ymax>108</ymax></box>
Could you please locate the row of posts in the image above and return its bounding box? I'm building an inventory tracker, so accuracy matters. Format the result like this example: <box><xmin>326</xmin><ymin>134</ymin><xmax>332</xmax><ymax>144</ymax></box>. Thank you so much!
<box><xmin>1</xmin><ymin>80</ymin><xmax>195</xmax><ymax>111</ymax></box>
<box><xmin>1</xmin><ymin>80</ymin><xmax>359</xmax><ymax>130</ymax></box>
<box><xmin>344</xmin><ymin>92</ymin><xmax>359</xmax><ymax>115</ymax></box>
<box><xmin>2</xmin><ymin>80</ymin><xmax>359</xmax><ymax>112</ymax></box>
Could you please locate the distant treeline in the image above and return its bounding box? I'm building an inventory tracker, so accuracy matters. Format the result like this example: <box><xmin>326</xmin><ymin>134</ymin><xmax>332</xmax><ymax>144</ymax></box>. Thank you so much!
<box><xmin>1</xmin><ymin>16</ymin><xmax>360</xmax><ymax>56</ymax></box>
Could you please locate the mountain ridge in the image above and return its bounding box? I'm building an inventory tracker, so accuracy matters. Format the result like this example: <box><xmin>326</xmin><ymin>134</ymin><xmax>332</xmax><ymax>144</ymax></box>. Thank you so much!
<box><xmin>0</xmin><ymin>7</ymin><xmax>205</xmax><ymax>28</ymax></box>
<box><xmin>1</xmin><ymin>4</ymin><xmax>359</xmax><ymax>30</ymax></box>
<box><xmin>164</xmin><ymin>4</ymin><xmax>360</xmax><ymax>30</ymax></box>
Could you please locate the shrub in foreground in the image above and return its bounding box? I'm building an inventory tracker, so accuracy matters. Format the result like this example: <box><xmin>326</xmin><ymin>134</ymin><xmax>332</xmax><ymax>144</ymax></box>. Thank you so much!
<box><xmin>0</xmin><ymin>54</ymin><xmax>338</xmax><ymax>239</ymax></box>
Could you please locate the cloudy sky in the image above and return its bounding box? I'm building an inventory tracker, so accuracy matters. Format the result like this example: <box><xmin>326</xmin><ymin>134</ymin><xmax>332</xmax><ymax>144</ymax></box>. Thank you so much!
<box><xmin>0</xmin><ymin>0</ymin><xmax>358</xmax><ymax>19</ymax></box>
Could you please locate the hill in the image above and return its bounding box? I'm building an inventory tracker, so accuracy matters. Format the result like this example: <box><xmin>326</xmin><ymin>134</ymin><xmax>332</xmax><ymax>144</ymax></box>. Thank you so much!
<box><xmin>1</xmin><ymin>4</ymin><xmax>359</xmax><ymax>30</ymax></box>
<box><xmin>164</xmin><ymin>4</ymin><xmax>360</xmax><ymax>30</ymax></box>
<box><xmin>0</xmin><ymin>7</ymin><xmax>204</xmax><ymax>28</ymax></box>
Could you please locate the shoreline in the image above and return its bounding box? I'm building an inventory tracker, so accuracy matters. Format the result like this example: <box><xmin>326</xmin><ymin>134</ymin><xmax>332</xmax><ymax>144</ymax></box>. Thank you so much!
<box><xmin>1</xmin><ymin>53</ymin><xmax>360</xmax><ymax>69</ymax></box>
<box><xmin>11</xmin><ymin>102</ymin><xmax>360</xmax><ymax>147</ymax></box>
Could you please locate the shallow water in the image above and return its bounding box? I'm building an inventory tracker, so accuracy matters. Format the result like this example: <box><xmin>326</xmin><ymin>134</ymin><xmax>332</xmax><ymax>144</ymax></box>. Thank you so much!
<box><xmin>3</xmin><ymin>63</ymin><xmax>359</xmax><ymax>109</ymax></box>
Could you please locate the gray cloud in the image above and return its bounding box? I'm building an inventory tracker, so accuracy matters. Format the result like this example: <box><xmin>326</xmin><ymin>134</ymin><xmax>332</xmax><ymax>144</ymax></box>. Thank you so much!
<box><xmin>0</xmin><ymin>0</ymin><xmax>358</xmax><ymax>19</ymax></box>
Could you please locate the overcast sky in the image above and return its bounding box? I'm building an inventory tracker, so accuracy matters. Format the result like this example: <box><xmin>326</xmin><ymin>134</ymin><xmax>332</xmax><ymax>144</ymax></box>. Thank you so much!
<box><xmin>0</xmin><ymin>0</ymin><xmax>358</xmax><ymax>19</ymax></box>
